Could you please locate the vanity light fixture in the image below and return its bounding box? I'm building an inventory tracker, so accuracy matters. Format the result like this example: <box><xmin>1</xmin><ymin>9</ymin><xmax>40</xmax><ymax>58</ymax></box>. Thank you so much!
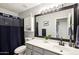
<box><xmin>39</xmin><ymin>3</ymin><xmax>72</xmax><ymax>15</ymax></box>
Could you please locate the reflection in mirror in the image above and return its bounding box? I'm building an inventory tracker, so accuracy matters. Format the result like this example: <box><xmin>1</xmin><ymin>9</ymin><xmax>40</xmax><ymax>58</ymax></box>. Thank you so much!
<box><xmin>35</xmin><ymin>8</ymin><xmax>74</xmax><ymax>41</ymax></box>
<box><xmin>56</xmin><ymin>18</ymin><xmax>68</xmax><ymax>39</ymax></box>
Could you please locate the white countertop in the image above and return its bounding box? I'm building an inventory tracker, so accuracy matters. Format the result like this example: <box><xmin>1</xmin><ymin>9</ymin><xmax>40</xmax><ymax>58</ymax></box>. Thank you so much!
<box><xmin>25</xmin><ymin>37</ymin><xmax>79</xmax><ymax>55</ymax></box>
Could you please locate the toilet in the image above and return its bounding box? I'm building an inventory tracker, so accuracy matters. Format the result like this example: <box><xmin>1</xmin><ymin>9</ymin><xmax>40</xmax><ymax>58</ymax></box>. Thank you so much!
<box><xmin>14</xmin><ymin>37</ymin><xmax>33</xmax><ymax>55</ymax></box>
<box><xmin>14</xmin><ymin>45</ymin><xmax>26</xmax><ymax>55</ymax></box>
<box><xmin>14</xmin><ymin>37</ymin><xmax>32</xmax><ymax>55</ymax></box>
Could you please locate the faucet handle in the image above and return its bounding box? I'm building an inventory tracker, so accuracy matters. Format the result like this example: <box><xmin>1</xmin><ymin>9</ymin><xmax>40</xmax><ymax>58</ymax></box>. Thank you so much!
<box><xmin>59</xmin><ymin>41</ymin><xmax>65</xmax><ymax>46</ymax></box>
<box><xmin>62</xmin><ymin>42</ymin><xmax>65</xmax><ymax>46</ymax></box>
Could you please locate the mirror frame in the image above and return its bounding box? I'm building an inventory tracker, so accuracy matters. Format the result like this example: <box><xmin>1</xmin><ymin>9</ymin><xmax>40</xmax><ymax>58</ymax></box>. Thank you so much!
<box><xmin>34</xmin><ymin>3</ymin><xmax>78</xmax><ymax>42</ymax></box>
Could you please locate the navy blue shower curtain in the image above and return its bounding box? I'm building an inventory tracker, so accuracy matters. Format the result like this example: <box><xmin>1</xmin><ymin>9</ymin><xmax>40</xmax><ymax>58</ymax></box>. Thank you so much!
<box><xmin>0</xmin><ymin>26</ymin><xmax>10</xmax><ymax>53</ymax></box>
<box><xmin>9</xmin><ymin>26</ymin><xmax>22</xmax><ymax>54</ymax></box>
<box><xmin>0</xmin><ymin>13</ymin><xmax>24</xmax><ymax>55</ymax></box>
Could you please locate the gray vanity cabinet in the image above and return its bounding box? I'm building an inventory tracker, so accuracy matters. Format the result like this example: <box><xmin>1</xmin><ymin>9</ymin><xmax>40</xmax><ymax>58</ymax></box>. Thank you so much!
<box><xmin>26</xmin><ymin>48</ymin><xmax>32</xmax><ymax>55</ymax></box>
<box><xmin>26</xmin><ymin>43</ymin><xmax>60</xmax><ymax>55</ymax></box>
<box><xmin>32</xmin><ymin>46</ymin><xmax>44</xmax><ymax>55</ymax></box>
<box><xmin>26</xmin><ymin>44</ymin><xmax>43</xmax><ymax>55</ymax></box>
<box><xmin>26</xmin><ymin>44</ymin><xmax>32</xmax><ymax>55</ymax></box>
<box><xmin>32</xmin><ymin>51</ymin><xmax>42</xmax><ymax>55</ymax></box>
<box><xmin>44</xmin><ymin>50</ymin><xmax>59</xmax><ymax>55</ymax></box>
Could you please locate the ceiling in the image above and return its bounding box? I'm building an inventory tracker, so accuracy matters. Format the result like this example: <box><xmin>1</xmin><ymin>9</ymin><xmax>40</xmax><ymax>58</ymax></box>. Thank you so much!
<box><xmin>0</xmin><ymin>3</ymin><xmax>40</xmax><ymax>13</ymax></box>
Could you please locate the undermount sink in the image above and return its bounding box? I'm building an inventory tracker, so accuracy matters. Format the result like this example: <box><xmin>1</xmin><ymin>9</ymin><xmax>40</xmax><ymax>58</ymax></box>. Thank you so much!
<box><xmin>52</xmin><ymin>45</ymin><xmax>72</xmax><ymax>52</ymax></box>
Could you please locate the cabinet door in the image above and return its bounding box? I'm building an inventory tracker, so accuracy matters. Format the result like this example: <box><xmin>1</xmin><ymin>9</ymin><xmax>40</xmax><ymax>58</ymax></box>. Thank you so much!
<box><xmin>44</xmin><ymin>50</ymin><xmax>59</xmax><ymax>55</ymax></box>
<box><xmin>27</xmin><ymin>44</ymin><xmax>32</xmax><ymax>49</ymax></box>
<box><xmin>32</xmin><ymin>46</ymin><xmax>43</xmax><ymax>54</ymax></box>
<box><xmin>26</xmin><ymin>48</ymin><xmax>32</xmax><ymax>55</ymax></box>
<box><xmin>32</xmin><ymin>51</ymin><xmax>42</xmax><ymax>55</ymax></box>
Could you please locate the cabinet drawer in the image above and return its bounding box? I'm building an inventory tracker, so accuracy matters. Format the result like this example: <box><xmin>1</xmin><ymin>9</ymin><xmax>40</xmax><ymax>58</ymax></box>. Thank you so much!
<box><xmin>32</xmin><ymin>51</ymin><xmax>42</xmax><ymax>55</ymax></box>
<box><xmin>27</xmin><ymin>44</ymin><xmax>32</xmax><ymax>49</ymax></box>
<box><xmin>44</xmin><ymin>50</ymin><xmax>58</xmax><ymax>55</ymax></box>
<box><xmin>33</xmin><ymin>46</ymin><xmax>43</xmax><ymax>54</ymax></box>
<box><xmin>26</xmin><ymin>48</ymin><xmax>32</xmax><ymax>55</ymax></box>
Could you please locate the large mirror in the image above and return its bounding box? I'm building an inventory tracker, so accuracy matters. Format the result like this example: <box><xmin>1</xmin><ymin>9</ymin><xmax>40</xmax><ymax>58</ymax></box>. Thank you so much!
<box><xmin>35</xmin><ymin>8</ymin><xmax>74</xmax><ymax>40</ymax></box>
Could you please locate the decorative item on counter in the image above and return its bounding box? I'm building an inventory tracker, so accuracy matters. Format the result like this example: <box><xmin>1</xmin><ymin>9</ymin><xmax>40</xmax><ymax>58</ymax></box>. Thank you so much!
<box><xmin>44</xmin><ymin>35</ymin><xmax>51</xmax><ymax>43</ymax></box>
<box><xmin>47</xmin><ymin>35</ymin><xmax>51</xmax><ymax>39</ymax></box>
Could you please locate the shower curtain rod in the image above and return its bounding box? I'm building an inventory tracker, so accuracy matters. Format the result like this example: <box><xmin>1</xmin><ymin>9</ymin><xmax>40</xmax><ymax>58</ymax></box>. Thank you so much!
<box><xmin>0</xmin><ymin>12</ymin><xmax>23</xmax><ymax>20</ymax></box>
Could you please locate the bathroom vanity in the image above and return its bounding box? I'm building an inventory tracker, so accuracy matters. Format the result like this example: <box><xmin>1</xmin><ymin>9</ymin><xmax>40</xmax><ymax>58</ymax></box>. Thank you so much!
<box><xmin>25</xmin><ymin>4</ymin><xmax>79</xmax><ymax>55</ymax></box>
<box><xmin>25</xmin><ymin>38</ymin><xmax>79</xmax><ymax>55</ymax></box>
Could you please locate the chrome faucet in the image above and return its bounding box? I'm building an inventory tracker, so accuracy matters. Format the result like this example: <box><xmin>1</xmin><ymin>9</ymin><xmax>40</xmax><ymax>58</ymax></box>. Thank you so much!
<box><xmin>59</xmin><ymin>37</ymin><xmax>64</xmax><ymax>46</ymax></box>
